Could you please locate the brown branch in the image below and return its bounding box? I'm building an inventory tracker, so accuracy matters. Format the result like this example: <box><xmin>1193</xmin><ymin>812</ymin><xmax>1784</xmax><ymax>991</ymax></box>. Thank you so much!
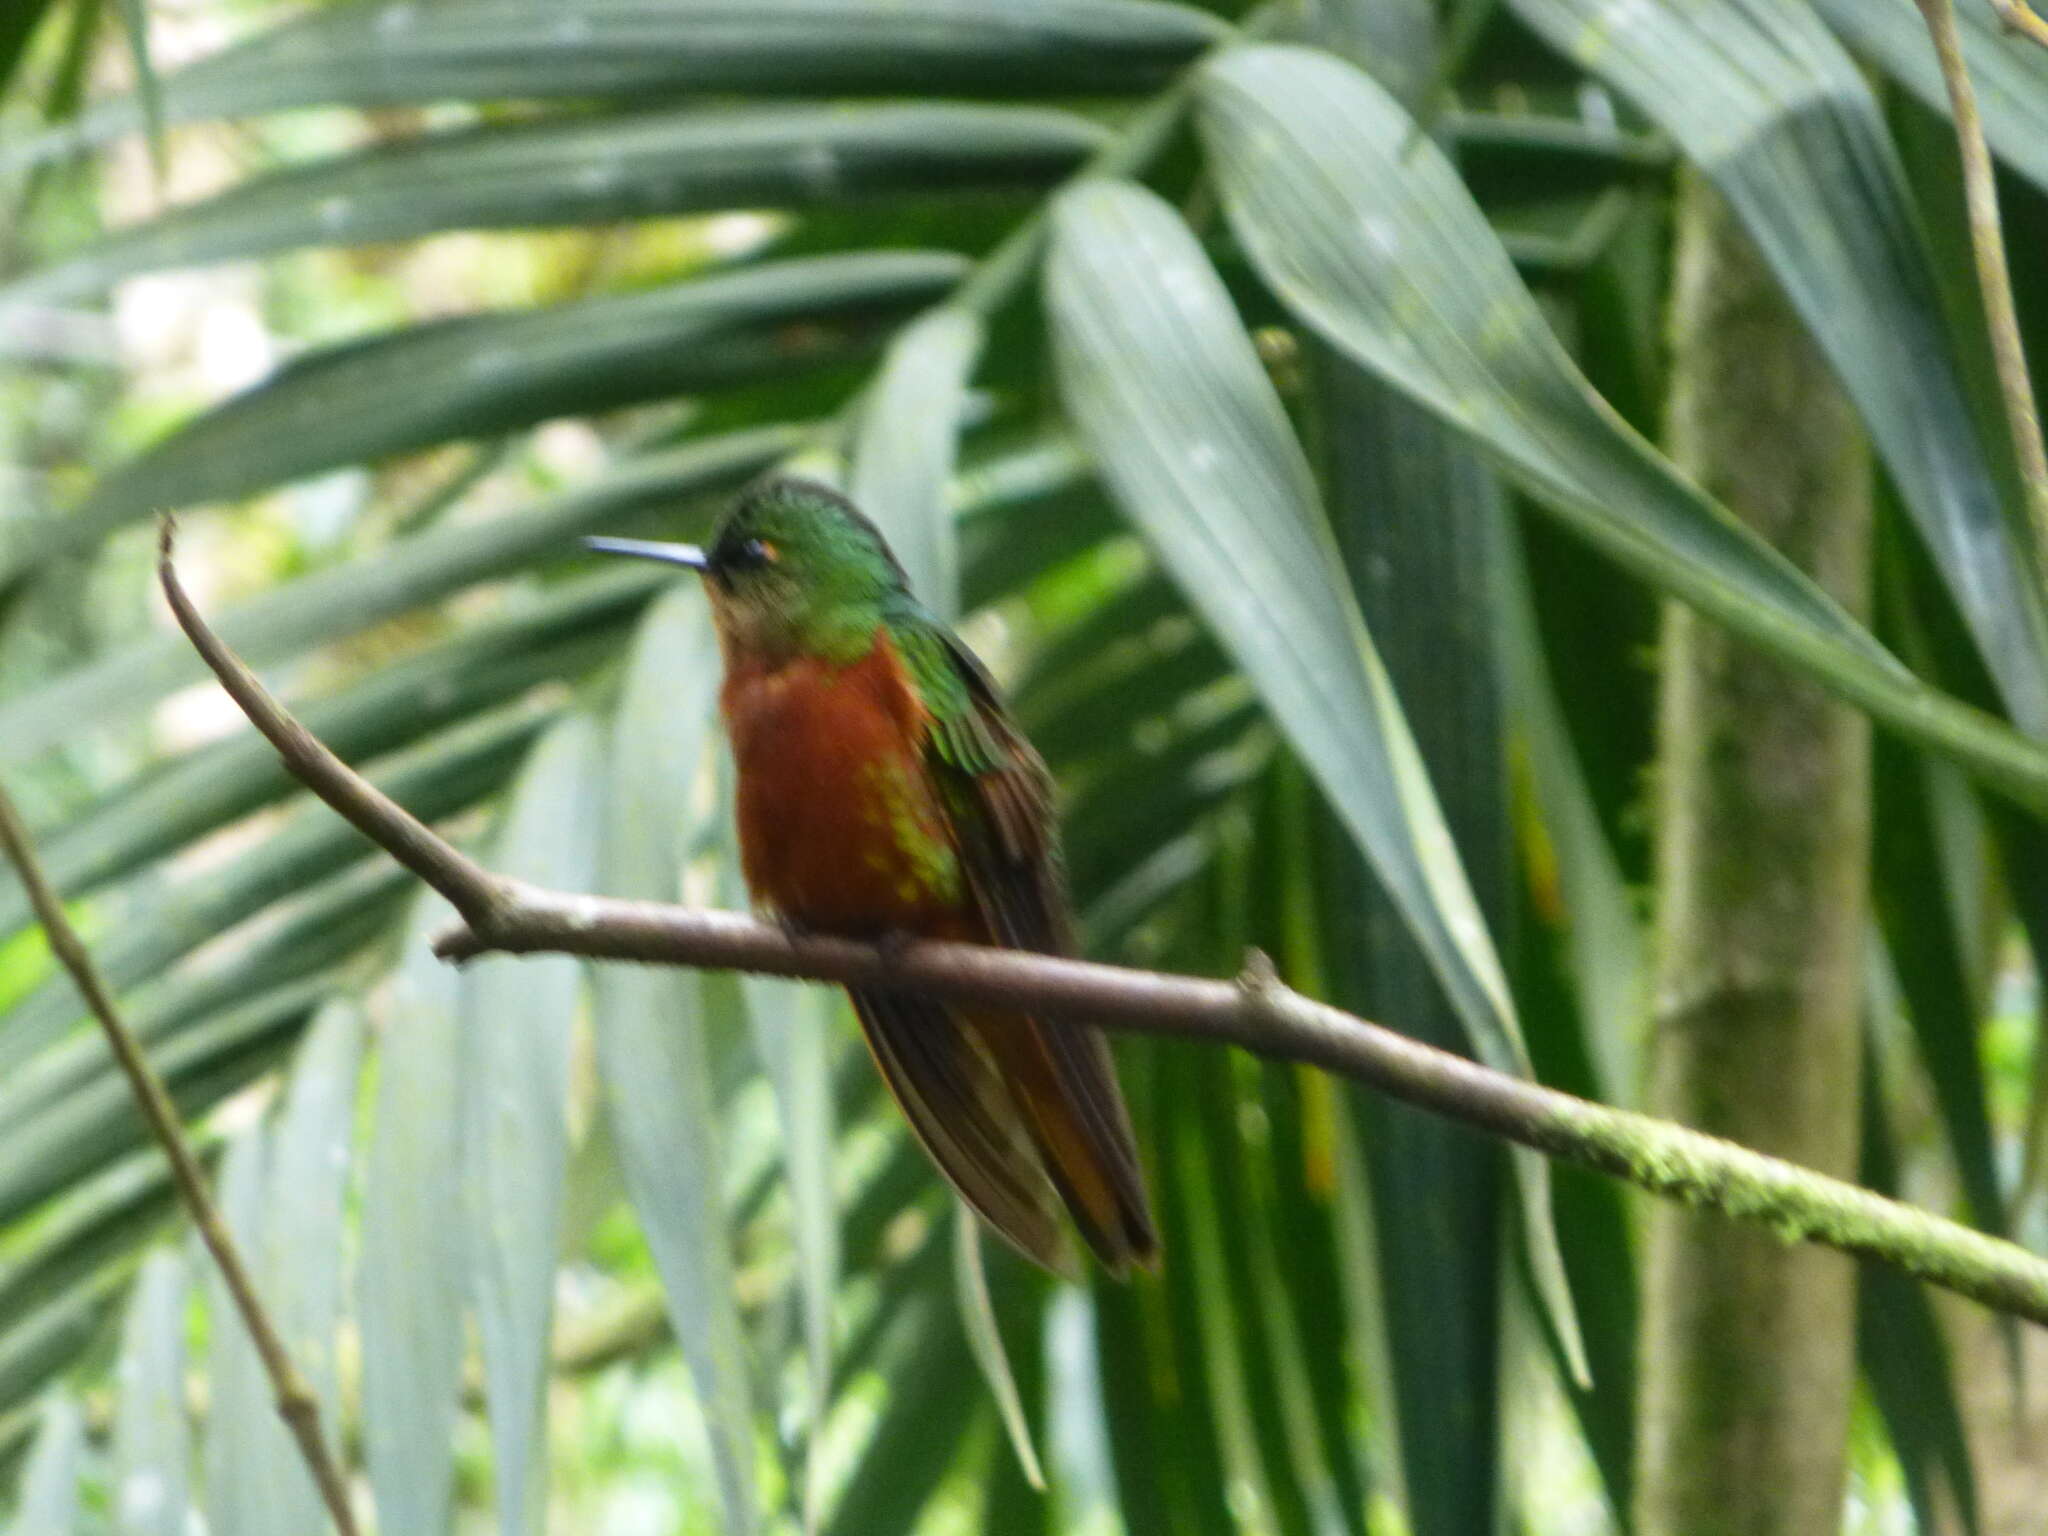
<box><xmin>0</xmin><ymin>782</ymin><xmax>359</xmax><ymax>1533</ymax></box>
<box><xmin>1915</xmin><ymin>0</ymin><xmax>2048</xmax><ymax>591</ymax></box>
<box><xmin>155</xmin><ymin>518</ymin><xmax>514</xmax><ymax>929</ymax></box>
<box><xmin>158</xmin><ymin>523</ymin><xmax>2048</xmax><ymax>1332</ymax></box>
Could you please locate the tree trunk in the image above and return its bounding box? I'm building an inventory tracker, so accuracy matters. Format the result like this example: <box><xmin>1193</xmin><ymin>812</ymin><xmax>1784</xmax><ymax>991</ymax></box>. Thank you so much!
<box><xmin>1633</xmin><ymin>172</ymin><xmax>1872</xmax><ymax>1536</ymax></box>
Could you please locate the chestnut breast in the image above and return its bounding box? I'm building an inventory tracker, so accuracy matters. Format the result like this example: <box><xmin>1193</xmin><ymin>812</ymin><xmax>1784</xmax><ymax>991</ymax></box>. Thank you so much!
<box><xmin>720</xmin><ymin>632</ymin><xmax>966</xmax><ymax>934</ymax></box>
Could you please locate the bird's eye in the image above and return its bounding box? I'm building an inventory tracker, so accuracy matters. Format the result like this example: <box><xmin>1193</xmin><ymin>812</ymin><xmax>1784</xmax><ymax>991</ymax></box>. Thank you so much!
<box><xmin>715</xmin><ymin>537</ymin><xmax>776</xmax><ymax>576</ymax></box>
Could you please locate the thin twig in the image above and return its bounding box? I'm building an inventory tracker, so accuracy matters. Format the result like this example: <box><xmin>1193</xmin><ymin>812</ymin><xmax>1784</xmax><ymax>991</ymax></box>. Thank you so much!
<box><xmin>0</xmin><ymin>781</ymin><xmax>359</xmax><ymax>1532</ymax></box>
<box><xmin>1990</xmin><ymin>0</ymin><xmax>2048</xmax><ymax>49</ymax></box>
<box><xmin>1916</xmin><ymin>0</ymin><xmax>2048</xmax><ymax>593</ymax></box>
<box><xmin>155</xmin><ymin>518</ymin><xmax>512</xmax><ymax>929</ymax></box>
<box><xmin>156</xmin><ymin>526</ymin><xmax>2048</xmax><ymax>1333</ymax></box>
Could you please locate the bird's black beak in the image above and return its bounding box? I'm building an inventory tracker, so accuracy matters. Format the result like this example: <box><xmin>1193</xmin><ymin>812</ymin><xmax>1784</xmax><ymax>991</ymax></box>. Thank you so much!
<box><xmin>582</xmin><ymin>536</ymin><xmax>711</xmax><ymax>570</ymax></box>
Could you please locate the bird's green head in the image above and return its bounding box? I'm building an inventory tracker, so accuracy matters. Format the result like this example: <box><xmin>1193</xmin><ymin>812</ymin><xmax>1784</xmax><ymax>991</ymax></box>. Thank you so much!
<box><xmin>587</xmin><ymin>476</ymin><xmax>909</xmax><ymax>664</ymax></box>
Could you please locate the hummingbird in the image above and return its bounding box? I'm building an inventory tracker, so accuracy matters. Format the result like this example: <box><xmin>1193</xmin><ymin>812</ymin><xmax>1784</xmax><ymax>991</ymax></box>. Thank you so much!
<box><xmin>588</xmin><ymin>475</ymin><xmax>1159</xmax><ymax>1275</ymax></box>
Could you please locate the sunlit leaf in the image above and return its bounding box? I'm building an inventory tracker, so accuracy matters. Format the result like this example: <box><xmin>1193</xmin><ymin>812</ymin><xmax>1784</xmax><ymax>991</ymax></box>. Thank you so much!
<box><xmin>0</xmin><ymin>0</ymin><xmax>65</xmax><ymax>101</ymax></box>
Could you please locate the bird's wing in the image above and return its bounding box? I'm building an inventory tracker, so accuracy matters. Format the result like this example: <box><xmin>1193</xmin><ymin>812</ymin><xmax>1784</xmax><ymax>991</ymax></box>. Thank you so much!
<box><xmin>894</xmin><ymin>615</ymin><xmax>1158</xmax><ymax>1270</ymax></box>
<box><xmin>843</xmin><ymin>983</ymin><xmax>1073</xmax><ymax>1274</ymax></box>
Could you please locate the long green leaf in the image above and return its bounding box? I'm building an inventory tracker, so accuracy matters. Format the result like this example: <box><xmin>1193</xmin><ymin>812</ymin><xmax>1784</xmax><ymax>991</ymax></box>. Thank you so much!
<box><xmin>1505</xmin><ymin>0</ymin><xmax>2048</xmax><ymax>736</ymax></box>
<box><xmin>0</xmin><ymin>434</ymin><xmax>789</xmax><ymax>724</ymax></box>
<box><xmin>0</xmin><ymin>1284</ymin><xmax>120</xmax><ymax>1427</ymax></box>
<box><xmin>1194</xmin><ymin>44</ymin><xmax>2048</xmax><ymax>819</ymax></box>
<box><xmin>4</xmin><ymin>103</ymin><xmax>1105</xmax><ymax>307</ymax></box>
<box><xmin>0</xmin><ymin>420</ymin><xmax>1047</xmax><ymax>763</ymax></box>
<box><xmin>1044</xmin><ymin>175</ymin><xmax>1587</xmax><ymax>1382</ymax></box>
<box><xmin>260</xmin><ymin>1001</ymin><xmax>363</xmax><ymax>1533</ymax></box>
<box><xmin>1873</xmin><ymin>735</ymin><xmax>2008</xmax><ymax>1235</ymax></box>
<box><xmin>0</xmin><ymin>975</ymin><xmax>332</xmax><ymax>1228</ymax></box>
<box><xmin>953</xmin><ymin>1209</ymin><xmax>1046</xmax><ymax>1492</ymax></box>
<box><xmin>75</xmin><ymin>251</ymin><xmax>964</xmax><ymax>547</ymax></box>
<box><xmin>0</xmin><ymin>1149</ymin><xmax>185</xmax><ymax>1329</ymax></box>
<box><xmin>1185</xmin><ymin>1036</ymin><xmax>1346</xmax><ymax>1535</ymax></box>
<box><xmin>596</xmin><ymin>589</ymin><xmax>757</xmax><ymax>1535</ymax></box>
<box><xmin>4</xmin><ymin>431</ymin><xmax>1085</xmax><ymax>900</ymax></box>
<box><xmin>738</xmin><ymin>973</ymin><xmax>838</xmax><ymax>1536</ymax></box>
<box><xmin>204</xmin><ymin>1127</ymin><xmax>275</xmax><ymax>1536</ymax></box>
<box><xmin>110</xmin><ymin>1251</ymin><xmax>187</xmax><ymax>1536</ymax></box>
<box><xmin>955</xmin><ymin>437</ymin><xmax>1113</xmax><ymax>610</ymax></box>
<box><xmin>1250</xmin><ymin>1057</ymin><xmax>1374</xmax><ymax>1534</ymax></box>
<box><xmin>0</xmin><ymin>699</ymin><xmax>551</xmax><ymax>1072</ymax></box>
<box><xmin>0</xmin><ymin>861</ymin><xmax>400</xmax><ymax>1138</ymax></box>
<box><xmin>1310</xmin><ymin>348</ymin><xmax>1514</xmax><ymax>1536</ymax></box>
<box><xmin>1019</xmin><ymin>626</ymin><xmax>1229</xmax><ymax>776</ymax></box>
<box><xmin>462</xmin><ymin>713</ymin><xmax>603</xmax><ymax>1536</ymax></box>
<box><xmin>851</xmin><ymin>304</ymin><xmax>984</xmax><ymax>616</ymax></box>
<box><xmin>359</xmin><ymin>892</ymin><xmax>468</xmax><ymax>1536</ymax></box>
<box><xmin>1814</xmin><ymin>0</ymin><xmax>2048</xmax><ymax>194</ymax></box>
<box><xmin>1860</xmin><ymin>1057</ymin><xmax>1982</xmax><ymax>1535</ymax></box>
<box><xmin>1510</xmin><ymin>845</ymin><xmax>1640</xmax><ymax>1521</ymax></box>
<box><xmin>823</xmin><ymin>1245</ymin><xmax>980</xmax><ymax>1536</ymax></box>
<box><xmin>1089</xmin><ymin>1253</ymin><xmax>1212</xmax><ymax>1536</ymax></box>
<box><xmin>1499</xmin><ymin>526</ymin><xmax>1643</xmax><ymax>1104</ymax></box>
<box><xmin>0</xmin><ymin>593</ymin><xmax>626</xmax><ymax>933</ymax></box>
<box><xmin>8</xmin><ymin>1394</ymin><xmax>83</xmax><ymax>1536</ymax></box>
<box><xmin>6</xmin><ymin>0</ymin><xmax>1223</xmax><ymax>173</ymax></box>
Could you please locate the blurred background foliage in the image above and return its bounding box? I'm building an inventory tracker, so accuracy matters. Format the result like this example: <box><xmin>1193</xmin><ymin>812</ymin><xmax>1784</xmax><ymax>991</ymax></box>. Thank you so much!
<box><xmin>1</xmin><ymin>0</ymin><xmax>2047</xmax><ymax>1530</ymax></box>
